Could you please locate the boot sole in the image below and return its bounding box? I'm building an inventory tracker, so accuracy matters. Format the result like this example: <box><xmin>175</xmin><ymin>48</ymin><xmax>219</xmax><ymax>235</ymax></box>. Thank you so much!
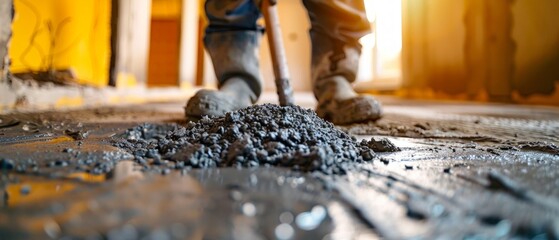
<box><xmin>317</xmin><ymin>95</ymin><xmax>382</xmax><ymax>125</ymax></box>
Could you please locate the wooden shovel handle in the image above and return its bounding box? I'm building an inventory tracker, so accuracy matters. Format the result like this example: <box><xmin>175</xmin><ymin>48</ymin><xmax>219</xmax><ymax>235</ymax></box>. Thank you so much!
<box><xmin>262</xmin><ymin>0</ymin><xmax>295</xmax><ymax>106</ymax></box>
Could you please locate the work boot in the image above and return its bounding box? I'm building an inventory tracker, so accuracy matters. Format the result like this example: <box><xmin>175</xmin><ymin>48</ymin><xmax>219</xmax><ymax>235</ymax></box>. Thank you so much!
<box><xmin>184</xmin><ymin>77</ymin><xmax>256</xmax><ymax>120</ymax></box>
<box><xmin>315</xmin><ymin>76</ymin><xmax>382</xmax><ymax>125</ymax></box>
<box><xmin>311</xmin><ymin>34</ymin><xmax>382</xmax><ymax>125</ymax></box>
<box><xmin>184</xmin><ymin>31</ymin><xmax>262</xmax><ymax>120</ymax></box>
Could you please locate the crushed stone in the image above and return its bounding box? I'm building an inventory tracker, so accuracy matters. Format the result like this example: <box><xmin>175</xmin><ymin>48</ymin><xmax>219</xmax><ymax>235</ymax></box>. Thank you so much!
<box><xmin>114</xmin><ymin>104</ymin><xmax>379</xmax><ymax>174</ymax></box>
<box><xmin>364</xmin><ymin>138</ymin><xmax>401</xmax><ymax>152</ymax></box>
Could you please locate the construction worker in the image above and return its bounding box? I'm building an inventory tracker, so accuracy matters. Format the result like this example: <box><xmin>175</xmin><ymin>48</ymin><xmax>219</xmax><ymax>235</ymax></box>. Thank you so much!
<box><xmin>185</xmin><ymin>0</ymin><xmax>382</xmax><ymax>125</ymax></box>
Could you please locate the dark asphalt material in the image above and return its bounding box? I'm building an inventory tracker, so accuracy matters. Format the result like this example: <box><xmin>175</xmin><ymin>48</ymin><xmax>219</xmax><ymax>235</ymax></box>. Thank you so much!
<box><xmin>64</xmin><ymin>129</ymin><xmax>89</xmax><ymax>140</ymax></box>
<box><xmin>363</xmin><ymin>138</ymin><xmax>401</xmax><ymax>152</ymax></box>
<box><xmin>115</xmin><ymin>104</ymin><xmax>381</xmax><ymax>174</ymax></box>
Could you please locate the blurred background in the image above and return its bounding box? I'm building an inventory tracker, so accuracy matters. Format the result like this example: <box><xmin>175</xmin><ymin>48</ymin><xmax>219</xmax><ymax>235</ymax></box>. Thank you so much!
<box><xmin>0</xmin><ymin>0</ymin><xmax>558</xmax><ymax>110</ymax></box>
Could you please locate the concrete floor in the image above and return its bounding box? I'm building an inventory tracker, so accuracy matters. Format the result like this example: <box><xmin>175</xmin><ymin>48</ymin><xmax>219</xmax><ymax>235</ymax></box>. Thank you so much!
<box><xmin>0</xmin><ymin>94</ymin><xmax>558</xmax><ymax>239</ymax></box>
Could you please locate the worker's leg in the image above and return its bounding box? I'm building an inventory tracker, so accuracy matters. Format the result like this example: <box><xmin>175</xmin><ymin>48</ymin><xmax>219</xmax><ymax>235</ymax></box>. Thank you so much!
<box><xmin>303</xmin><ymin>0</ymin><xmax>382</xmax><ymax>124</ymax></box>
<box><xmin>185</xmin><ymin>0</ymin><xmax>263</xmax><ymax>120</ymax></box>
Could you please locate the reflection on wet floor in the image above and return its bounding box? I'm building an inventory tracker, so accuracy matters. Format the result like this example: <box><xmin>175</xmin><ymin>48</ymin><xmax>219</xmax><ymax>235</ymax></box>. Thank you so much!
<box><xmin>2</xmin><ymin>160</ymin><xmax>375</xmax><ymax>239</ymax></box>
<box><xmin>1</xmin><ymin>101</ymin><xmax>559</xmax><ymax>239</ymax></box>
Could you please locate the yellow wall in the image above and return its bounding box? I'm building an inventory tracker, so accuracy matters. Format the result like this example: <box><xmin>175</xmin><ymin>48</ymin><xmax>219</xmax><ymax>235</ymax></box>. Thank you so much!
<box><xmin>9</xmin><ymin>0</ymin><xmax>111</xmax><ymax>87</ymax></box>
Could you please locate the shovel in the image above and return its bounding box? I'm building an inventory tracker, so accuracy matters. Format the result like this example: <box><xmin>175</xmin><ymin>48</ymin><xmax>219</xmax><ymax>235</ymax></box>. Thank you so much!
<box><xmin>262</xmin><ymin>0</ymin><xmax>295</xmax><ymax>106</ymax></box>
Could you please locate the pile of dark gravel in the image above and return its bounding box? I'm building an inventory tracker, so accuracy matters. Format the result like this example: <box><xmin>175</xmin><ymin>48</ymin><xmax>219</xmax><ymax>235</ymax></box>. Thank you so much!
<box><xmin>114</xmin><ymin>104</ymin><xmax>377</xmax><ymax>174</ymax></box>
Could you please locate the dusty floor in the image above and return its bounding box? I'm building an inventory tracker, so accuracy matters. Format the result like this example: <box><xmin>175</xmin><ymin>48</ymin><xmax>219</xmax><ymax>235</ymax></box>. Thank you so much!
<box><xmin>0</xmin><ymin>95</ymin><xmax>558</xmax><ymax>239</ymax></box>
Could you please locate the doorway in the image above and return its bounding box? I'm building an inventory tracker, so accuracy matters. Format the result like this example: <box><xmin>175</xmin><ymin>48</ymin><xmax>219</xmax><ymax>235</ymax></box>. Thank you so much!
<box><xmin>147</xmin><ymin>0</ymin><xmax>182</xmax><ymax>87</ymax></box>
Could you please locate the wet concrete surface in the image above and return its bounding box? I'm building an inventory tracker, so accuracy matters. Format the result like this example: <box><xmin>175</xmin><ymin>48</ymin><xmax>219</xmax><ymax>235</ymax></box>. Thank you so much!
<box><xmin>1</xmin><ymin>98</ymin><xmax>559</xmax><ymax>239</ymax></box>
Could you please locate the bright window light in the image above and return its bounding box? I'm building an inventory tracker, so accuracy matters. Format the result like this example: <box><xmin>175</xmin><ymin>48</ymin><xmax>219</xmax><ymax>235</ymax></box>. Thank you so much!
<box><xmin>358</xmin><ymin>0</ymin><xmax>402</xmax><ymax>83</ymax></box>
